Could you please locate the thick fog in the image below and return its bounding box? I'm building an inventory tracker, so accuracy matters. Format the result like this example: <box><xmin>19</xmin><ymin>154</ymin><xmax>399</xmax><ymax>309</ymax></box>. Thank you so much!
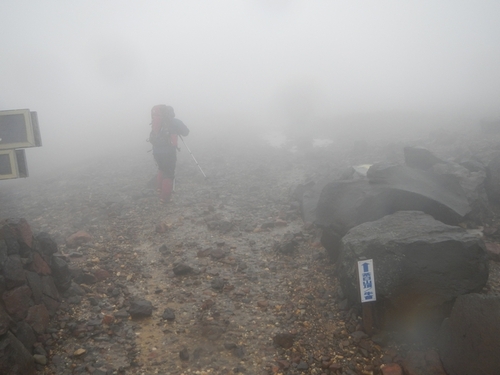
<box><xmin>1</xmin><ymin>1</ymin><xmax>500</xmax><ymax>175</ymax></box>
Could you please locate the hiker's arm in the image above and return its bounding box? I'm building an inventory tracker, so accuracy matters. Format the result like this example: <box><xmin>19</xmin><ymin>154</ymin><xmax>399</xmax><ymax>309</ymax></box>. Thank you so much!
<box><xmin>174</xmin><ymin>119</ymin><xmax>190</xmax><ymax>137</ymax></box>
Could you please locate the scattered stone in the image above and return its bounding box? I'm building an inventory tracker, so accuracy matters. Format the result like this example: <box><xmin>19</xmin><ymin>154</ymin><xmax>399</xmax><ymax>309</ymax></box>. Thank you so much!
<box><xmin>162</xmin><ymin>308</ymin><xmax>175</xmax><ymax>321</ymax></box>
<box><xmin>73</xmin><ymin>348</ymin><xmax>86</xmax><ymax>356</ymax></box>
<box><xmin>65</xmin><ymin>231</ymin><xmax>92</xmax><ymax>248</ymax></box>
<box><xmin>158</xmin><ymin>244</ymin><xmax>170</xmax><ymax>254</ymax></box>
<box><xmin>273</xmin><ymin>333</ymin><xmax>295</xmax><ymax>349</ymax></box>
<box><xmin>172</xmin><ymin>263</ymin><xmax>193</xmax><ymax>276</ymax></box>
<box><xmin>211</xmin><ymin>277</ymin><xmax>225</xmax><ymax>291</ymax></box>
<box><xmin>179</xmin><ymin>348</ymin><xmax>189</xmax><ymax>361</ymax></box>
<box><xmin>33</xmin><ymin>354</ymin><xmax>47</xmax><ymax>365</ymax></box>
<box><xmin>93</xmin><ymin>268</ymin><xmax>110</xmax><ymax>282</ymax></box>
<box><xmin>128</xmin><ymin>299</ymin><xmax>153</xmax><ymax>318</ymax></box>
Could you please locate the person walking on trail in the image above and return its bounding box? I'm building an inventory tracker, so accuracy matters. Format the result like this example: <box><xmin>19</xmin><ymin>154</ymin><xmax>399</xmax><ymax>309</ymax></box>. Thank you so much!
<box><xmin>149</xmin><ymin>105</ymin><xmax>189</xmax><ymax>203</ymax></box>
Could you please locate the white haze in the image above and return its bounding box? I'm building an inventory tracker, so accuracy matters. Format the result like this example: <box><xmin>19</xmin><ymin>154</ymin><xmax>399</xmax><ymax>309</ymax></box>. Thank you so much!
<box><xmin>1</xmin><ymin>1</ymin><xmax>499</xmax><ymax>175</ymax></box>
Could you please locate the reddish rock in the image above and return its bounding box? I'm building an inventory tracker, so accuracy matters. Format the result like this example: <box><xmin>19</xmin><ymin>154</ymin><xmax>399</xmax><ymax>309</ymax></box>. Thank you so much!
<box><xmin>102</xmin><ymin>314</ymin><xmax>115</xmax><ymax>325</ymax></box>
<box><xmin>9</xmin><ymin>219</ymin><xmax>33</xmax><ymax>248</ymax></box>
<box><xmin>485</xmin><ymin>242</ymin><xmax>500</xmax><ymax>262</ymax></box>
<box><xmin>1</xmin><ymin>219</ymin><xmax>32</xmax><ymax>248</ymax></box>
<box><xmin>381</xmin><ymin>363</ymin><xmax>403</xmax><ymax>375</ymax></box>
<box><xmin>2</xmin><ymin>285</ymin><xmax>32</xmax><ymax>321</ymax></box>
<box><xmin>94</xmin><ymin>268</ymin><xmax>111</xmax><ymax>282</ymax></box>
<box><xmin>25</xmin><ymin>305</ymin><xmax>50</xmax><ymax>335</ymax></box>
<box><xmin>31</xmin><ymin>252</ymin><xmax>51</xmax><ymax>276</ymax></box>
<box><xmin>66</xmin><ymin>231</ymin><xmax>92</xmax><ymax>248</ymax></box>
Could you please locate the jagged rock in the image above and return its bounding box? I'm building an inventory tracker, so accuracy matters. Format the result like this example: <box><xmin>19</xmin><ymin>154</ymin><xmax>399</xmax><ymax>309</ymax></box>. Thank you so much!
<box><xmin>25</xmin><ymin>305</ymin><xmax>50</xmax><ymax>335</ymax></box>
<box><xmin>0</xmin><ymin>241</ymin><xmax>8</xmax><ymax>268</ymax></box>
<box><xmin>34</xmin><ymin>232</ymin><xmax>58</xmax><ymax>261</ymax></box>
<box><xmin>340</xmin><ymin>211</ymin><xmax>488</xmax><ymax>333</ymax></box>
<box><xmin>25</xmin><ymin>272</ymin><xmax>42</xmax><ymax>305</ymax></box>
<box><xmin>0</xmin><ymin>304</ymin><xmax>13</xmax><ymax>335</ymax></box>
<box><xmin>11</xmin><ymin>321</ymin><xmax>36</xmax><ymax>352</ymax></box>
<box><xmin>3</xmin><ymin>256</ymin><xmax>26</xmax><ymax>290</ymax></box>
<box><xmin>2</xmin><ymin>285</ymin><xmax>32</xmax><ymax>321</ymax></box>
<box><xmin>50</xmin><ymin>257</ymin><xmax>72</xmax><ymax>292</ymax></box>
<box><xmin>316</xmin><ymin>164</ymin><xmax>471</xmax><ymax>259</ymax></box>
<box><xmin>128</xmin><ymin>299</ymin><xmax>153</xmax><ymax>318</ymax></box>
<box><xmin>438</xmin><ymin>294</ymin><xmax>500</xmax><ymax>375</ymax></box>
<box><xmin>5</xmin><ymin>219</ymin><xmax>33</xmax><ymax>249</ymax></box>
<box><xmin>0</xmin><ymin>331</ymin><xmax>36</xmax><ymax>375</ymax></box>
<box><xmin>404</xmin><ymin>146</ymin><xmax>443</xmax><ymax>170</ymax></box>
<box><xmin>40</xmin><ymin>276</ymin><xmax>60</xmax><ymax>301</ymax></box>
<box><xmin>30</xmin><ymin>253</ymin><xmax>51</xmax><ymax>276</ymax></box>
<box><xmin>41</xmin><ymin>295</ymin><xmax>59</xmax><ymax>317</ymax></box>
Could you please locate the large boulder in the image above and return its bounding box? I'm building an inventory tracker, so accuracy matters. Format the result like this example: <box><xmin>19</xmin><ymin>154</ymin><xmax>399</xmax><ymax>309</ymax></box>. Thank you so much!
<box><xmin>0</xmin><ymin>331</ymin><xmax>36</xmax><ymax>375</ymax></box>
<box><xmin>316</xmin><ymin>164</ymin><xmax>471</xmax><ymax>259</ymax></box>
<box><xmin>403</xmin><ymin>146</ymin><xmax>491</xmax><ymax>222</ymax></box>
<box><xmin>339</xmin><ymin>211</ymin><xmax>488</xmax><ymax>333</ymax></box>
<box><xmin>438</xmin><ymin>293</ymin><xmax>500</xmax><ymax>375</ymax></box>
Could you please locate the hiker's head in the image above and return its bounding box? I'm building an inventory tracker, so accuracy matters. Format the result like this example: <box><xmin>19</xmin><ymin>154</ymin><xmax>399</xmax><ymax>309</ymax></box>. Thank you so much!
<box><xmin>152</xmin><ymin>105</ymin><xmax>175</xmax><ymax>119</ymax></box>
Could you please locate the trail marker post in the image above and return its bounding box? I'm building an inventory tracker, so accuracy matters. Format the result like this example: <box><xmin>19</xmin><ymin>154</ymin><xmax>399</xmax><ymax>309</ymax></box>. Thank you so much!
<box><xmin>358</xmin><ymin>259</ymin><xmax>376</xmax><ymax>334</ymax></box>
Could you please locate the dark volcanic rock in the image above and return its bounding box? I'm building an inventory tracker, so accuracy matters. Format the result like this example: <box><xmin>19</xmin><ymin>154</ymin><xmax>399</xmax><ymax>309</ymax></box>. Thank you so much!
<box><xmin>172</xmin><ymin>263</ymin><xmax>193</xmax><ymax>276</ymax></box>
<box><xmin>11</xmin><ymin>321</ymin><xmax>36</xmax><ymax>352</ymax></box>
<box><xmin>128</xmin><ymin>299</ymin><xmax>153</xmax><ymax>318</ymax></box>
<box><xmin>438</xmin><ymin>293</ymin><xmax>500</xmax><ymax>375</ymax></box>
<box><xmin>0</xmin><ymin>331</ymin><xmax>36</xmax><ymax>375</ymax></box>
<box><xmin>317</xmin><ymin>164</ymin><xmax>471</xmax><ymax>259</ymax></box>
<box><xmin>340</xmin><ymin>211</ymin><xmax>488</xmax><ymax>332</ymax></box>
<box><xmin>162</xmin><ymin>308</ymin><xmax>175</xmax><ymax>321</ymax></box>
<box><xmin>273</xmin><ymin>333</ymin><xmax>295</xmax><ymax>349</ymax></box>
<box><xmin>404</xmin><ymin>147</ymin><xmax>443</xmax><ymax>170</ymax></box>
<box><xmin>51</xmin><ymin>257</ymin><xmax>72</xmax><ymax>292</ymax></box>
<box><xmin>35</xmin><ymin>232</ymin><xmax>58</xmax><ymax>260</ymax></box>
<box><xmin>0</xmin><ymin>304</ymin><xmax>13</xmax><ymax>335</ymax></box>
<box><xmin>3</xmin><ymin>256</ymin><xmax>26</xmax><ymax>290</ymax></box>
<box><xmin>179</xmin><ymin>347</ymin><xmax>189</xmax><ymax>361</ymax></box>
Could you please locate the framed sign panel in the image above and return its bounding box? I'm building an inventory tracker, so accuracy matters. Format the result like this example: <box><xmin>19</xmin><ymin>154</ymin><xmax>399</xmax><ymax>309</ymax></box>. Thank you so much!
<box><xmin>0</xmin><ymin>109</ymin><xmax>42</xmax><ymax>150</ymax></box>
<box><xmin>0</xmin><ymin>149</ymin><xmax>28</xmax><ymax>180</ymax></box>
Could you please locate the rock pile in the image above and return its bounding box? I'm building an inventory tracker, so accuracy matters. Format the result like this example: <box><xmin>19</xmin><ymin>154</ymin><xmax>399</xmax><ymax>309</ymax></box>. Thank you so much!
<box><xmin>0</xmin><ymin>218</ymin><xmax>70</xmax><ymax>375</ymax></box>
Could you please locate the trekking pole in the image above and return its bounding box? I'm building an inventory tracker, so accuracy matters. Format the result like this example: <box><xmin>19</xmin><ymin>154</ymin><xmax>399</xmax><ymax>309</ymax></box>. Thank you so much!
<box><xmin>179</xmin><ymin>136</ymin><xmax>207</xmax><ymax>179</ymax></box>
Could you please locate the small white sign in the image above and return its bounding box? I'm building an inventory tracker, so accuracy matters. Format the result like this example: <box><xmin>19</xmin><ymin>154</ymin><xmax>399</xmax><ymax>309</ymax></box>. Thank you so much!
<box><xmin>358</xmin><ymin>259</ymin><xmax>376</xmax><ymax>303</ymax></box>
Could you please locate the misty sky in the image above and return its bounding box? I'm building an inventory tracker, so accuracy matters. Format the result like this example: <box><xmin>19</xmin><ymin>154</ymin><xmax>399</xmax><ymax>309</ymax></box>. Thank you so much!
<box><xmin>1</xmin><ymin>1</ymin><xmax>500</xmax><ymax>172</ymax></box>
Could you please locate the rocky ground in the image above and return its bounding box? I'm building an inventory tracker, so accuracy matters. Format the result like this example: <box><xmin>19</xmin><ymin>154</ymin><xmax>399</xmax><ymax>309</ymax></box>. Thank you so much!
<box><xmin>1</xmin><ymin>129</ymin><xmax>500</xmax><ymax>375</ymax></box>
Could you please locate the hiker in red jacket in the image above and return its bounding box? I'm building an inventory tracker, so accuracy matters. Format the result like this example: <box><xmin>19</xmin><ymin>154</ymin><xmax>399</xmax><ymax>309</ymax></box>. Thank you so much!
<box><xmin>149</xmin><ymin>105</ymin><xmax>189</xmax><ymax>203</ymax></box>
